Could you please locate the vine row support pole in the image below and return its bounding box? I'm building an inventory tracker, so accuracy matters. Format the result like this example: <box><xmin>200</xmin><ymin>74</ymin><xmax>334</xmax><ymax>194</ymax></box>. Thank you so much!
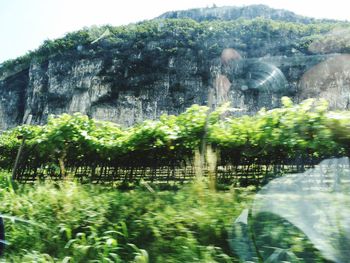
<box><xmin>12</xmin><ymin>114</ymin><xmax>32</xmax><ymax>181</ymax></box>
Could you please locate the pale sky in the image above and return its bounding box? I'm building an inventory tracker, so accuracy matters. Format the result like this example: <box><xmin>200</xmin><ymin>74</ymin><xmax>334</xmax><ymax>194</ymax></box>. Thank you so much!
<box><xmin>0</xmin><ymin>0</ymin><xmax>349</xmax><ymax>63</ymax></box>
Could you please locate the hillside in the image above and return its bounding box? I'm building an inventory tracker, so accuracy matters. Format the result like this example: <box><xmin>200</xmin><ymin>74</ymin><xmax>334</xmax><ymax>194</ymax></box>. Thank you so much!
<box><xmin>158</xmin><ymin>4</ymin><xmax>339</xmax><ymax>23</ymax></box>
<box><xmin>0</xmin><ymin>5</ymin><xmax>349</xmax><ymax>129</ymax></box>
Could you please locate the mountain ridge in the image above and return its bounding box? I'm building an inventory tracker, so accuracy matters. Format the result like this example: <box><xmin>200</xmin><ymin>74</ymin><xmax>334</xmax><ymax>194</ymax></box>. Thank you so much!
<box><xmin>0</xmin><ymin>5</ymin><xmax>349</xmax><ymax>130</ymax></box>
<box><xmin>157</xmin><ymin>4</ymin><xmax>341</xmax><ymax>24</ymax></box>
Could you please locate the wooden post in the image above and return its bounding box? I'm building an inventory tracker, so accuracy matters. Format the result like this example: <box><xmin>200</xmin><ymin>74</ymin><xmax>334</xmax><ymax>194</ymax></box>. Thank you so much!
<box><xmin>12</xmin><ymin>114</ymin><xmax>32</xmax><ymax>181</ymax></box>
<box><xmin>0</xmin><ymin>216</ymin><xmax>4</xmax><ymax>256</ymax></box>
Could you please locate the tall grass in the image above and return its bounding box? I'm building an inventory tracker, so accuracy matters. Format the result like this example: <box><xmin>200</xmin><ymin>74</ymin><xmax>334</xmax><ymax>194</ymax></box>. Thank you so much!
<box><xmin>0</xmin><ymin>171</ymin><xmax>252</xmax><ymax>262</ymax></box>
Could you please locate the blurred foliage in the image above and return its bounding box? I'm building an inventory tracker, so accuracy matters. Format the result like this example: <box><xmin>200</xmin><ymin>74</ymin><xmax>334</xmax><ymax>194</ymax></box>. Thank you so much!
<box><xmin>251</xmin><ymin>212</ymin><xmax>329</xmax><ymax>262</ymax></box>
<box><xmin>0</xmin><ymin>171</ymin><xmax>333</xmax><ymax>262</ymax></box>
<box><xmin>0</xmin><ymin>175</ymin><xmax>252</xmax><ymax>262</ymax></box>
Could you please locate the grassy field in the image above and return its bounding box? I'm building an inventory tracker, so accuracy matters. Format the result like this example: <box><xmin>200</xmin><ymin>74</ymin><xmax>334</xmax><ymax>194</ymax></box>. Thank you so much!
<box><xmin>0</xmin><ymin>171</ymin><xmax>255</xmax><ymax>262</ymax></box>
<box><xmin>0</xmin><ymin>170</ymin><xmax>330</xmax><ymax>262</ymax></box>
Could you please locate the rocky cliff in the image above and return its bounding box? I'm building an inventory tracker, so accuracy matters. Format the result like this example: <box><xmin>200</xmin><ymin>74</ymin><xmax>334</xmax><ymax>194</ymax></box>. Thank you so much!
<box><xmin>0</xmin><ymin>5</ymin><xmax>349</xmax><ymax>129</ymax></box>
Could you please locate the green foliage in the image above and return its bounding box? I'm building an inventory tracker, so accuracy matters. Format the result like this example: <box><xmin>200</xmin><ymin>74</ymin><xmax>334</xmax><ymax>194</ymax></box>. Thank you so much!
<box><xmin>0</xmin><ymin>172</ymin><xmax>331</xmax><ymax>262</ymax></box>
<box><xmin>251</xmin><ymin>212</ymin><xmax>328</xmax><ymax>263</ymax></box>
<box><xmin>209</xmin><ymin>98</ymin><xmax>343</xmax><ymax>163</ymax></box>
<box><xmin>0</xmin><ymin>177</ymin><xmax>252</xmax><ymax>262</ymax></box>
<box><xmin>0</xmin><ymin>98</ymin><xmax>349</xmax><ymax>170</ymax></box>
<box><xmin>1</xmin><ymin>16</ymin><xmax>348</xmax><ymax>76</ymax></box>
<box><xmin>325</xmin><ymin>111</ymin><xmax>350</xmax><ymax>156</ymax></box>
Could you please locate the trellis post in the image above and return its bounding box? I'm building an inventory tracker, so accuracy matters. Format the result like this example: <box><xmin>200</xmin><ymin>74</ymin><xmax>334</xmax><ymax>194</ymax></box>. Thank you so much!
<box><xmin>11</xmin><ymin>114</ymin><xmax>32</xmax><ymax>181</ymax></box>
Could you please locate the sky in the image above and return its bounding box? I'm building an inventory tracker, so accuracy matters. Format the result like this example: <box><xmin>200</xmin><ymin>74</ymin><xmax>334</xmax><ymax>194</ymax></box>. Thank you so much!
<box><xmin>0</xmin><ymin>0</ymin><xmax>349</xmax><ymax>63</ymax></box>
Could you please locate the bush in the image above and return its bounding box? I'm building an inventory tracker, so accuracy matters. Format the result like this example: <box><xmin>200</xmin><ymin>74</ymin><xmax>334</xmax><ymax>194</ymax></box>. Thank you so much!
<box><xmin>0</xmin><ymin>174</ymin><xmax>253</xmax><ymax>262</ymax></box>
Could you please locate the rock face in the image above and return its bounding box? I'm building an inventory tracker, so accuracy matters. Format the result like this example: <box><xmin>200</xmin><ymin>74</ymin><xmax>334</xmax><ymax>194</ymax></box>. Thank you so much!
<box><xmin>0</xmin><ymin>69</ymin><xmax>28</xmax><ymax>129</ymax></box>
<box><xmin>299</xmin><ymin>54</ymin><xmax>350</xmax><ymax>109</ymax></box>
<box><xmin>0</xmin><ymin>5</ymin><xmax>349</xmax><ymax>129</ymax></box>
<box><xmin>0</xmin><ymin>52</ymin><xmax>331</xmax><ymax>129</ymax></box>
<box><xmin>20</xmin><ymin>54</ymin><xmax>208</xmax><ymax>127</ymax></box>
